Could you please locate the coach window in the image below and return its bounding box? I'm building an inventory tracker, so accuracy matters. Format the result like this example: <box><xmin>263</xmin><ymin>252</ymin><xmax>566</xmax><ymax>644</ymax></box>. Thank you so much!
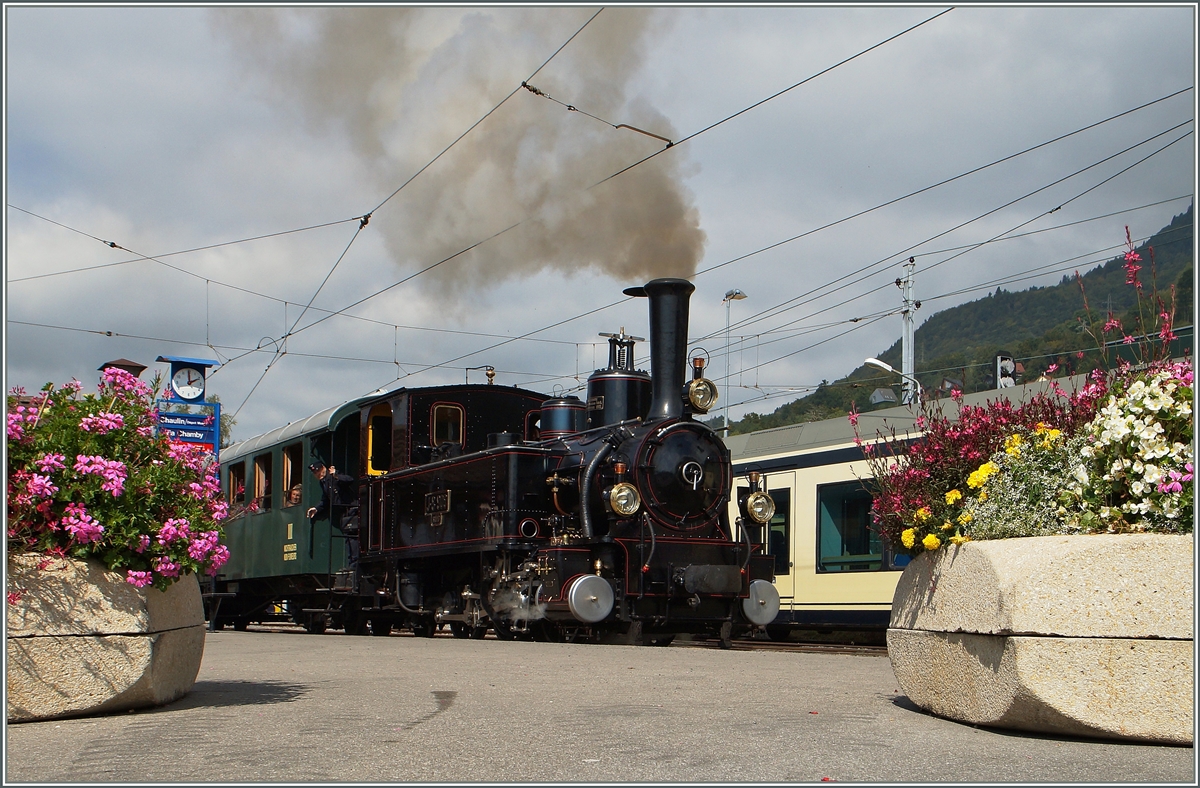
<box><xmin>282</xmin><ymin>443</ymin><xmax>302</xmax><ymax>496</ymax></box>
<box><xmin>816</xmin><ymin>480</ymin><xmax>879</xmax><ymax>572</ymax></box>
<box><xmin>367</xmin><ymin>403</ymin><xmax>393</xmax><ymax>477</ymax></box>
<box><xmin>228</xmin><ymin>462</ymin><xmax>246</xmax><ymax>509</ymax></box>
<box><xmin>432</xmin><ymin>404</ymin><xmax>464</xmax><ymax>447</ymax></box>
<box><xmin>254</xmin><ymin>453</ymin><xmax>273</xmax><ymax>511</ymax></box>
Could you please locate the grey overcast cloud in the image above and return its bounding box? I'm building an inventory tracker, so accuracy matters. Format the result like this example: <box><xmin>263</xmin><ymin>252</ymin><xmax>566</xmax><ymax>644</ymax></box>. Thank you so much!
<box><xmin>5</xmin><ymin>4</ymin><xmax>1196</xmax><ymax>443</ymax></box>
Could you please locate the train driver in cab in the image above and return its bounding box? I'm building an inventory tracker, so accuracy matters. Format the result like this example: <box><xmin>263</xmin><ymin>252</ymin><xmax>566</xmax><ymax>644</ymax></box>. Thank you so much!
<box><xmin>307</xmin><ymin>462</ymin><xmax>360</xmax><ymax>568</ymax></box>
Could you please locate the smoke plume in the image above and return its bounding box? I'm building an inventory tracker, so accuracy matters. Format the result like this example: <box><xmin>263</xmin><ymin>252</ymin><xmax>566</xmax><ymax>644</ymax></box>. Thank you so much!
<box><xmin>212</xmin><ymin>7</ymin><xmax>706</xmax><ymax>296</ymax></box>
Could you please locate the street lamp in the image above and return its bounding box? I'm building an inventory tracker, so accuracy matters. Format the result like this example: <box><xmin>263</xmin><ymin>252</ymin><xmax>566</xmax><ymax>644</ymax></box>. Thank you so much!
<box><xmin>722</xmin><ymin>289</ymin><xmax>747</xmax><ymax>436</ymax></box>
<box><xmin>864</xmin><ymin>357</ymin><xmax>922</xmax><ymax>405</ymax></box>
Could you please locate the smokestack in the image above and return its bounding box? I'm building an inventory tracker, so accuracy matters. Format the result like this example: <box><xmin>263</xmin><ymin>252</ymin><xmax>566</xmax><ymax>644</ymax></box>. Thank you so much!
<box><xmin>623</xmin><ymin>278</ymin><xmax>694</xmax><ymax>422</ymax></box>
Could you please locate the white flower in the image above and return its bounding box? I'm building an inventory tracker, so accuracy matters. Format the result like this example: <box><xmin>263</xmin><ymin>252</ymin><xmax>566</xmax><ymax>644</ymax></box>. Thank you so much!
<box><xmin>1073</xmin><ymin>465</ymin><xmax>1089</xmax><ymax>485</ymax></box>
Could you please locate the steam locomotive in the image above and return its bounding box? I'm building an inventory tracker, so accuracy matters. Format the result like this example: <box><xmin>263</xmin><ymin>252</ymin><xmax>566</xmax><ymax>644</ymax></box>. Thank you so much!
<box><xmin>212</xmin><ymin>278</ymin><xmax>779</xmax><ymax>646</ymax></box>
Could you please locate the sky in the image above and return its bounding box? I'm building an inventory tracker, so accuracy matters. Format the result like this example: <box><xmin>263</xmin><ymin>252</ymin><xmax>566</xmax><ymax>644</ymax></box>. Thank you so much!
<box><xmin>5</xmin><ymin>4</ymin><xmax>1196</xmax><ymax>444</ymax></box>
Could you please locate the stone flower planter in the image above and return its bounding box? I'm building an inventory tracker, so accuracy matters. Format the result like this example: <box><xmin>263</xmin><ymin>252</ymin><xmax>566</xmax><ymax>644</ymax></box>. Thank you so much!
<box><xmin>888</xmin><ymin>534</ymin><xmax>1193</xmax><ymax>745</ymax></box>
<box><xmin>7</xmin><ymin>554</ymin><xmax>206</xmax><ymax>723</ymax></box>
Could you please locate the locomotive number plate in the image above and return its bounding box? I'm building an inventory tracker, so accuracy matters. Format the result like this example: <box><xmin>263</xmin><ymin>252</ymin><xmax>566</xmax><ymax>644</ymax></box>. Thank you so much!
<box><xmin>426</xmin><ymin>490</ymin><xmax>450</xmax><ymax>527</ymax></box>
<box><xmin>587</xmin><ymin>395</ymin><xmax>604</xmax><ymax>411</ymax></box>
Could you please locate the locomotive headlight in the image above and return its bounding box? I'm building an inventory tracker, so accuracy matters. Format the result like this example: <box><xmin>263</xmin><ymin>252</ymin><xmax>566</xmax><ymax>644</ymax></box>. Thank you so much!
<box><xmin>607</xmin><ymin>482</ymin><xmax>641</xmax><ymax>517</ymax></box>
<box><xmin>745</xmin><ymin>491</ymin><xmax>776</xmax><ymax>524</ymax></box>
<box><xmin>687</xmin><ymin>378</ymin><xmax>719</xmax><ymax>413</ymax></box>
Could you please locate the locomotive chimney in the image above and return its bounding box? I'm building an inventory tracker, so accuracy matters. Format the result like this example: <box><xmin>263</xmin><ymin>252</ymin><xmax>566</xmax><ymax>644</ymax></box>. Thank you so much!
<box><xmin>623</xmin><ymin>277</ymin><xmax>695</xmax><ymax>422</ymax></box>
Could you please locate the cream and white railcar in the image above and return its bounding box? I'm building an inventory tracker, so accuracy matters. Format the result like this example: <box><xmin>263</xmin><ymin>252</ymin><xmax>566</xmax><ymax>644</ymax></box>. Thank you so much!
<box><xmin>725</xmin><ymin>375</ymin><xmax>1089</xmax><ymax>636</ymax></box>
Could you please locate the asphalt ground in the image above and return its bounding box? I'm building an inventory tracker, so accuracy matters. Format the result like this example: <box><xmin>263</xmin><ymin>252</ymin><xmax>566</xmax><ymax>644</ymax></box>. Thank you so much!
<box><xmin>5</xmin><ymin>627</ymin><xmax>1195</xmax><ymax>784</ymax></box>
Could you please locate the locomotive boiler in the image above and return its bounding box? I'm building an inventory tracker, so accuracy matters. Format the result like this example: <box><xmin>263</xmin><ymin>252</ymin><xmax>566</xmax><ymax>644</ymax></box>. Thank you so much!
<box><xmin>213</xmin><ymin>278</ymin><xmax>779</xmax><ymax>646</ymax></box>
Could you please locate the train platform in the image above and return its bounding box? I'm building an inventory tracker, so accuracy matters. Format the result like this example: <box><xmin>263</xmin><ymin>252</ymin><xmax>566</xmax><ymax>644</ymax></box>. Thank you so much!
<box><xmin>5</xmin><ymin>627</ymin><xmax>1194</xmax><ymax>784</ymax></box>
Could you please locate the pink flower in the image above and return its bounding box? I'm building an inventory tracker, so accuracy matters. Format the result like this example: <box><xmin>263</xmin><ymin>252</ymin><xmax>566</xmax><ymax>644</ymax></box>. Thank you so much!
<box><xmin>36</xmin><ymin>453</ymin><xmax>66</xmax><ymax>473</ymax></box>
<box><xmin>1103</xmin><ymin>317</ymin><xmax>1122</xmax><ymax>333</ymax></box>
<box><xmin>73</xmin><ymin>455</ymin><xmax>127</xmax><ymax>497</ymax></box>
<box><xmin>1046</xmin><ymin>363</ymin><xmax>1059</xmax><ymax>374</ymax></box>
<box><xmin>157</xmin><ymin>518</ymin><xmax>192</xmax><ymax>545</ymax></box>
<box><xmin>101</xmin><ymin>367</ymin><xmax>151</xmax><ymax>398</ymax></box>
<box><xmin>78</xmin><ymin>412</ymin><xmax>124</xmax><ymax>434</ymax></box>
<box><xmin>847</xmin><ymin>407</ymin><xmax>859</xmax><ymax>427</ymax></box>
<box><xmin>1122</xmin><ymin>335</ymin><xmax>1135</xmax><ymax>345</ymax></box>
<box><xmin>60</xmin><ymin>505</ymin><xmax>104</xmax><ymax>544</ymax></box>
<box><xmin>26</xmin><ymin>474</ymin><xmax>58</xmax><ymax>498</ymax></box>
<box><xmin>152</xmin><ymin>557</ymin><xmax>181</xmax><ymax>578</ymax></box>
<box><xmin>135</xmin><ymin>534</ymin><xmax>151</xmax><ymax>553</ymax></box>
<box><xmin>205</xmin><ymin>545</ymin><xmax>230</xmax><ymax>575</ymax></box>
<box><xmin>126</xmin><ymin>570</ymin><xmax>153</xmax><ymax>588</ymax></box>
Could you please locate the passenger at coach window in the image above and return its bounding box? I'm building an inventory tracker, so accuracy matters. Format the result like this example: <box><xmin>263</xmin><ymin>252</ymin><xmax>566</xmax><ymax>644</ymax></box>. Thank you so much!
<box><xmin>286</xmin><ymin>485</ymin><xmax>302</xmax><ymax>507</ymax></box>
<box><xmin>307</xmin><ymin>462</ymin><xmax>360</xmax><ymax>568</ymax></box>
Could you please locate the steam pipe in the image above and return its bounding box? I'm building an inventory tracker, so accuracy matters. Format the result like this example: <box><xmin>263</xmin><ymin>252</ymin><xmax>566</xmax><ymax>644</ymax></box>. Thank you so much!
<box><xmin>579</xmin><ymin>441</ymin><xmax>613</xmax><ymax>539</ymax></box>
<box><xmin>624</xmin><ymin>278</ymin><xmax>695</xmax><ymax>422</ymax></box>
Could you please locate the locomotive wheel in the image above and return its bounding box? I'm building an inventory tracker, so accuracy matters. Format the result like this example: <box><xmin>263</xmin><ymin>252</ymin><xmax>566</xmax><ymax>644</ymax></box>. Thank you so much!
<box><xmin>532</xmin><ymin>620</ymin><xmax>565</xmax><ymax>643</ymax></box>
<box><xmin>468</xmin><ymin>625</ymin><xmax>488</xmax><ymax>639</ymax></box>
<box><xmin>643</xmin><ymin>633</ymin><xmax>675</xmax><ymax>647</ymax></box>
<box><xmin>304</xmin><ymin>615</ymin><xmax>328</xmax><ymax>635</ymax></box>
<box><xmin>233</xmin><ymin>618</ymin><xmax>249</xmax><ymax>632</ymax></box>
<box><xmin>370</xmin><ymin>619</ymin><xmax>392</xmax><ymax>637</ymax></box>
<box><xmin>491</xmin><ymin>618</ymin><xmax>517</xmax><ymax>641</ymax></box>
<box><xmin>449</xmin><ymin>622</ymin><xmax>470</xmax><ymax>639</ymax></box>
<box><xmin>412</xmin><ymin>620</ymin><xmax>437</xmax><ymax>638</ymax></box>
<box><xmin>342</xmin><ymin>605</ymin><xmax>369</xmax><ymax>636</ymax></box>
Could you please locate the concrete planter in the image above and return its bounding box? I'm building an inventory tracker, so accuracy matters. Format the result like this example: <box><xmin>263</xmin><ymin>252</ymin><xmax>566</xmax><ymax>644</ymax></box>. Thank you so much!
<box><xmin>888</xmin><ymin>534</ymin><xmax>1194</xmax><ymax>745</ymax></box>
<box><xmin>6</xmin><ymin>554</ymin><xmax>206</xmax><ymax>723</ymax></box>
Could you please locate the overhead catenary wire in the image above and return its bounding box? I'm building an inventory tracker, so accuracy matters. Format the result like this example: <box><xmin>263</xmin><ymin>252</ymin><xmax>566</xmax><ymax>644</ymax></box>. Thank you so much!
<box><xmin>713</xmin><ymin>119</ymin><xmax>1195</xmax><ymax>343</ymax></box>
<box><xmin>592</xmin><ymin>7</ymin><xmax>956</xmax><ymax>189</ymax></box>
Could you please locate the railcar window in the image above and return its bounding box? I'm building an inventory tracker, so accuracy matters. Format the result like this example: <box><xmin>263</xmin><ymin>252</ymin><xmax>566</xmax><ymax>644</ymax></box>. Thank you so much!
<box><xmin>228</xmin><ymin>462</ymin><xmax>246</xmax><ymax>509</ymax></box>
<box><xmin>254</xmin><ymin>453</ymin><xmax>273</xmax><ymax>512</ymax></box>
<box><xmin>282</xmin><ymin>443</ymin><xmax>302</xmax><ymax>495</ymax></box>
<box><xmin>432</xmin><ymin>404</ymin><xmax>463</xmax><ymax>446</ymax></box>
<box><xmin>817</xmin><ymin>481</ymin><xmax>879</xmax><ymax>572</ymax></box>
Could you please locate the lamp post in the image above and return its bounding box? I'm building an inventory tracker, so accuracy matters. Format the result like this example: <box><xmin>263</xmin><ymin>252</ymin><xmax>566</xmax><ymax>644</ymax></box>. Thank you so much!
<box><xmin>865</xmin><ymin>357</ymin><xmax>922</xmax><ymax>405</ymax></box>
<box><xmin>722</xmin><ymin>289</ymin><xmax>747</xmax><ymax>436</ymax></box>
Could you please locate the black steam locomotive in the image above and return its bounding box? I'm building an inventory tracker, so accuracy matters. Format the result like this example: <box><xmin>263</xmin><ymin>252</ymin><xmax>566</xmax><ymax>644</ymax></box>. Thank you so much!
<box><xmin>213</xmin><ymin>278</ymin><xmax>779</xmax><ymax>646</ymax></box>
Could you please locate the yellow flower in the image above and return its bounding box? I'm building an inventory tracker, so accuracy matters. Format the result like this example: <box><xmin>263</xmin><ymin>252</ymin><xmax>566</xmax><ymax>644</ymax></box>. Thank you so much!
<box><xmin>945</xmin><ymin>489</ymin><xmax>962</xmax><ymax>505</ymax></box>
<box><xmin>913</xmin><ymin>506</ymin><xmax>932</xmax><ymax>523</ymax></box>
<box><xmin>957</xmin><ymin>511</ymin><xmax>973</xmax><ymax>525</ymax></box>
<box><xmin>949</xmin><ymin>534</ymin><xmax>971</xmax><ymax>545</ymax></box>
<box><xmin>941</xmin><ymin>521</ymin><xmax>953</xmax><ymax>531</ymax></box>
<box><xmin>1004</xmin><ymin>434</ymin><xmax>1023</xmax><ymax>456</ymax></box>
<box><xmin>922</xmin><ymin>533</ymin><xmax>942</xmax><ymax>551</ymax></box>
<box><xmin>967</xmin><ymin>461</ymin><xmax>1000</xmax><ymax>489</ymax></box>
<box><xmin>978</xmin><ymin>490</ymin><xmax>988</xmax><ymax>502</ymax></box>
<box><xmin>901</xmin><ymin>528</ymin><xmax>916</xmax><ymax>548</ymax></box>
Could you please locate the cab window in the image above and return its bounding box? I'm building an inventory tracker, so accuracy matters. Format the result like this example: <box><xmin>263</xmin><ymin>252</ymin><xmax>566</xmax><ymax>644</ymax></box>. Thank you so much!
<box><xmin>432</xmin><ymin>404</ymin><xmax>464</xmax><ymax>447</ymax></box>
<box><xmin>367</xmin><ymin>403</ymin><xmax>393</xmax><ymax>476</ymax></box>
<box><xmin>816</xmin><ymin>480</ymin><xmax>879</xmax><ymax>572</ymax></box>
